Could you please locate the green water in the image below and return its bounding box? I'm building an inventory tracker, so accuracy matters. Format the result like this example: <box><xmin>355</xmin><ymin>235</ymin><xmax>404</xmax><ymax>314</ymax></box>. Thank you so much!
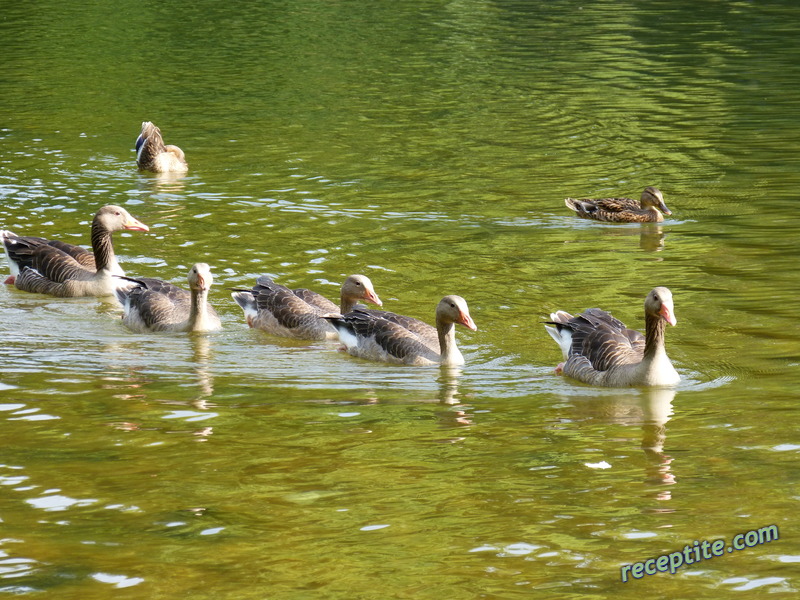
<box><xmin>1</xmin><ymin>1</ymin><xmax>799</xmax><ymax>598</ymax></box>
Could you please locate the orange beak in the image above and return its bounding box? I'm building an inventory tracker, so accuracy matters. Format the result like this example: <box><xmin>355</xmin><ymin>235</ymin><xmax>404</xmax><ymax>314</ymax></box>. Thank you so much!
<box><xmin>125</xmin><ymin>217</ymin><xmax>149</xmax><ymax>232</ymax></box>
<box><xmin>660</xmin><ymin>302</ymin><xmax>677</xmax><ymax>326</ymax></box>
<box><xmin>365</xmin><ymin>289</ymin><xmax>382</xmax><ymax>307</ymax></box>
<box><xmin>459</xmin><ymin>311</ymin><xmax>478</xmax><ymax>331</ymax></box>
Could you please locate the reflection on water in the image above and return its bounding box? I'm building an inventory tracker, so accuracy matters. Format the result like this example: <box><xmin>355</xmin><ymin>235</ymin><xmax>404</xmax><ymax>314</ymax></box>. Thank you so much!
<box><xmin>639</xmin><ymin>224</ymin><xmax>666</xmax><ymax>252</ymax></box>
<box><xmin>564</xmin><ymin>386</ymin><xmax>677</xmax><ymax>504</ymax></box>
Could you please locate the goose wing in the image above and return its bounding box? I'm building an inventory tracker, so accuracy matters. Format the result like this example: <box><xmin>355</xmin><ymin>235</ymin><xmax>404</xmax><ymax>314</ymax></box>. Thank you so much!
<box><xmin>357</xmin><ymin>308</ymin><xmax>437</xmax><ymax>345</ymax></box>
<box><xmin>252</xmin><ymin>276</ymin><xmax>332</xmax><ymax>329</ymax></box>
<box><xmin>565</xmin><ymin>308</ymin><xmax>644</xmax><ymax>371</ymax></box>
<box><xmin>292</xmin><ymin>287</ymin><xmax>338</xmax><ymax>313</ymax></box>
<box><xmin>116</xmin><ymin>277</ymin><xmax>193</xmax><ymax>330</ymax></box>
<box><xmin>325</xmin><ymin>309</ymin><xmax>438</xmax><ymax>363</ymax></box>
<box><xmin>6</xmin><ymin>236</ymin><xmax>95</xmax><ymax>287</ymax></box>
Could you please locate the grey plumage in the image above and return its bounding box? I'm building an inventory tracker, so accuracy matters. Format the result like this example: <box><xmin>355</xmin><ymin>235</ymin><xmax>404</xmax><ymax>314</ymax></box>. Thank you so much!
<box><xmin>231</xmin><ymin>274</ymin><xmax>382</xmax><ymax>341</ymax></box>
<box><xmin>544</xmin><ymin>287</ymin><xmax>680</xmax><ymax>387</ymax></box>
<box><xmin>323</xmin><ymin>295</ymin><xmax>478</xmax><ymax>366</ymax></box>
<box><xmin>116</xmin><ymin>263</ymin><xmax>221</xmax><ymax>333</ymax></box>
<box><xmin>1</xmin><ymin>205</ymin><xmax>149</xmax><ymax>297</ymax></box>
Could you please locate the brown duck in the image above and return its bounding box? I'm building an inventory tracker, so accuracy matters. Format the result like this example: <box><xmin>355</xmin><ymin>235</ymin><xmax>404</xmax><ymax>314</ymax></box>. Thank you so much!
<box><xmin>135</xmin><ymin>121</ymin><xmax>188</xmax><ymax>173</ymax></box>
<box><xmin>565</xmin><ymin>186</ymin><xmax>671</xmax><ymax>222</ymax></box>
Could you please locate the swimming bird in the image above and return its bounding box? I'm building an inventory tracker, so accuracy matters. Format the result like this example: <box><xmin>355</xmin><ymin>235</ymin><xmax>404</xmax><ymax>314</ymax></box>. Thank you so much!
<box><xmin>115</xmin><ymin>263</ymin><xmax>221</xmax><ymax>333</ymax></box>
<box><xmin>135</xmin><ymin>121</ymin><xmax>188</xmax><ymax>173</ymax></box>
<box><xmin>1</xmin><ymin>205</ymin><xmax>149</xmax><ymax>297</ymax></box>
<box><xmin>564</xmin><ymin>186</ymin><xmax>671</xmax><ymax>222</ymax></box>
<box><xmin>323</xmin><ymin>295</ymin><xmax>477</xmax><ymax>366</ymax></box>
<box><xmin>231</xmin><ymin>274</ymin><xmax>382</xmax><ymax>340</ymax></box>
<box><xmin>544</xmin><ymin>287</ymin><xmax>680</xmax><ymax>387</ymax></box>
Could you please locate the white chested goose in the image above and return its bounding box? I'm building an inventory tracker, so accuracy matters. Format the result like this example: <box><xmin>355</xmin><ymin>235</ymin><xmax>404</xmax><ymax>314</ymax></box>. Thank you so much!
<box><xmin>115</xmin><ymin>263</ymin><xmax>221</xmax><ymax>333</ymax></box>
<box><xmin>1</xmin><ymin>205</ymin><xmax>149</xmax><ymax>297</ymax></box>
<box><xmin>135</xmin><ymin>121</ymin><xmax>188</xmax><ymax>173</ymax></box>
<box><xmin>231</xmin><ymin>274</ymin><xmax>382</xmax><ymax>340</ymax></box>
<box><xmin>323</xmin><ymin>295</ymin><xmax>477</xmax><ymax>366</ymax></box>
<box><xmin>565</xmin><ymin>186</ymin><xmax>671</xmax><ymax>223</ymax></box>
<box><xmin>544</xmin><ymin>287</ymin><xmax>680</xmax><ymax>387</ymax></box>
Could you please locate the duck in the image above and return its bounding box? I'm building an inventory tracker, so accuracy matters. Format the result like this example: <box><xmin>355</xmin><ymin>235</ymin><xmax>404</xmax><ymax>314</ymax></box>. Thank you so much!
<box><xmin>115</xmin><ymin>263</ymin><xmax>221</xmax><ymax>333</ymax></box>
<box><xmin>1</xmin><ymin>205</ymin><xmax>149</xmax><ymax>297</ymax></box>
<box><xmin>323</xmin><ymin>295</ymin><xmax>477</xmax><ymax>366</ymax></box>
<box><xmin>135</xmin><ymin>121</ymin><xmax>188</xmax><ymax>173</ymax></box>
<box><xmin>231</xmin><ymin>274</ymin><xmax>382</xmax><ymax>340</ymax></box>
<box><xmin>564</xmin><ymin>186</ymin><xmax>671</xmax><ymax>222</ymax></box>
<box><xmin>544</xmin><ymin>287</ymin><xmax>680</xmax><ymax>387</ymax></box>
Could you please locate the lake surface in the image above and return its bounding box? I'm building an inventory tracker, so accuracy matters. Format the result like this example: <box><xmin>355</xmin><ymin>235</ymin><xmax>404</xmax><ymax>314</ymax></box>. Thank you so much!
<box><xmin>1</xmin><ymin>1</ymin><xmax>799</xmax><ymax>598</ymax></box>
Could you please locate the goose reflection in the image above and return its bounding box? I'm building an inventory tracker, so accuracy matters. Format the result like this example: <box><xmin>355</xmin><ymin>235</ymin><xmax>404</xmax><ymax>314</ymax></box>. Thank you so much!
<box><xmin>567</xmin><ymin>387</ymin><xmax>677</xmax><ymax>501</ymax></box>
<box><xmin>190</xmin><ymin>334</ymin><xmax>215</xmax><ymax>411</ymax></box>
<box><xmin>435</xmin><ymin>367</ymin><xmax>474</xmax><ymax>434</ymax></box>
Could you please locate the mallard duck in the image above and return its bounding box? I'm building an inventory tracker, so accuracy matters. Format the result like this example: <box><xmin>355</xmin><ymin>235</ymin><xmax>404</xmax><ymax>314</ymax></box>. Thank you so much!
<box><xmin>135</xmin><ymin>121</ymin><xmax>188</xmax><ymax>173</ymax></box>
<box><xmin>231</xmin><ymin>274</ymin><xmax>382</xmax><ymax>340</ymax></box>
<box><xmin>115</xmin><ymin>263</ymin><xmax>221</xmax><ymax>333</ymax></box>
<box><xmin>323</xmin><ymin>295</ymin><xmax>477</xmax><ymax>366</ymax></box>
<box><xmin>544</xmin><ymin>287</ymin><xmax>680</xmax><ymax>387</ymax></box>
<box><xmin>565</xmin><ymin>186</ymin><xmax>671</xmax><ymax>222</ymax></box>
<box><xmin>1</xmin><ymin>205</ymin><xmax>149</xmax><ymax>297</ymax></box>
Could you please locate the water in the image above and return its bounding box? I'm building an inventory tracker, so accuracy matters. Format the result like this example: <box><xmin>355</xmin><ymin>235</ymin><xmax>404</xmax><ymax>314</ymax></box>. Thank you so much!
<box><xmin>1</xmin><ymin>1</ymin><xmax>799</xmax><ymax>597</ymax></box>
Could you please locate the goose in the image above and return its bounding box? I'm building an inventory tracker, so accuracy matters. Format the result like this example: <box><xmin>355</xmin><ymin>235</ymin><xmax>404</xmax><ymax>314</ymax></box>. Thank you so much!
<box><xmin>115</xmin><ymin>263</ymin><xmax>221</xmax><ymax>333</ymax></box>
<box><xmin>231</xmin><ymin>274</ymin><xmax>382</xmax><ymax>340</ymax></box>
<box><xmin>1</xmin><ymin>205</ymin><xmax>149</xmax><ymax>297</ymax></box>
<box><xmin>323</xmin><ymin>295</ymin><xmax>477</xmax><ymax>366</ymax></box>
<box><xmin>135</xmin><ymin>121</ymin><xmax>188</xmax><ymax>173</ymax></box>
<box><xmin>565</xmin><ymin>186</ymin><xmax>671</xmax><ymax>223</ymax></box>
<box><xmin>544</xmin><ymin>287</ymin><xmax>680</xmax><ymax>387</ymax></box>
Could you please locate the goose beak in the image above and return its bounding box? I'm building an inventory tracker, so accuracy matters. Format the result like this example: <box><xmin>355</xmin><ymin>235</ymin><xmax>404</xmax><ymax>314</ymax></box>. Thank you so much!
<box><xmin>660</xmin><ymin>302</ymin><xmax>677</xmax><ymax>326</ymax></box>
<box><xmin>365</xmin><ymin>289</ymin><xmax>382</xmax><ymax>307</ymax></box>
<box><xmin>125</xmin><ymin>217</ymin><xmax>150</xmax><ymax>232</ymax></box>
<box><xmin>459</xmin><ymin>311</ymin><xmax>478</xmax><ymax>331</ymax></box>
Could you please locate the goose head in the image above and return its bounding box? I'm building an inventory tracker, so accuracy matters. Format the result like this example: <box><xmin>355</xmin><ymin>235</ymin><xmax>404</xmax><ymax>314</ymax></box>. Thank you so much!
<box><xmin>96</xmin><ymin>205</ymin><xmax>150</xmax><ymax>233</ymax></box>
<box><xmin>341</xmin><ymin>274</ymin><xmax>382</xmax><ymax>307</ymax></box>
<box><xmin>188</xmin><ymin>263</ymin><xmax>213</xmax><ymax>293</ymax></box>
<box><xmin>436</xmin><ymin>295</ymin><xmax>478</xmax><ymax>331</ymax></box>
<box><xmin>646</xmin><ymin>286</ymin><xmax>677</xmax><ymax>326</ymax></box>
<box><xmin>641</xmin><ymin>187</ymin><xmax>671</xmax><ymax>216</ymax></box>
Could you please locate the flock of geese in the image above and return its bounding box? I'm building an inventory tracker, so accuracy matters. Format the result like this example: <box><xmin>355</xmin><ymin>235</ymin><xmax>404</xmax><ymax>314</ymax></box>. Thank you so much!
<box><xmin>0</xmin><ymin>122</ymin><xmax>680</xmax><ymax>387</ymax></box>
